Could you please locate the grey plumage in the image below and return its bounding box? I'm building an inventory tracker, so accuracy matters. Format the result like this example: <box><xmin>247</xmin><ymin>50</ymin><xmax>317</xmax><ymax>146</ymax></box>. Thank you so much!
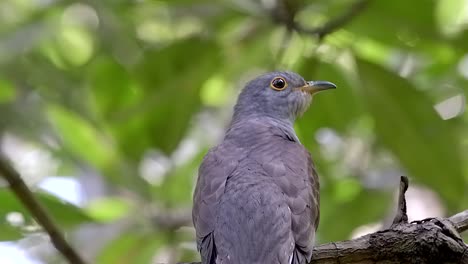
<box><xmin>192</xmin><ymin>71</ymin><xmax>335</xmax><ymax>264</ymax></box>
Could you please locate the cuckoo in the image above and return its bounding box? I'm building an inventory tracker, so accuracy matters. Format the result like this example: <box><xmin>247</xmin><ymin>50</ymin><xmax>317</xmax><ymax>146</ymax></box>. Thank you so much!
<box><xmin>192</xmin><ymin>71</ymin><xmax>336</xmax><ymax>264</ymax></box>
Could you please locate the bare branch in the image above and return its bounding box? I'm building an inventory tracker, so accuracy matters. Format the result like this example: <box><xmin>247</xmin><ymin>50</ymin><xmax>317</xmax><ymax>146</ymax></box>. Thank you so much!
<box><xmin>293</xmin><ymin>0</ymin><xmax>370</xmax><ymax>40</ymax></box>
<box><xmin>152</xmin><ymin>207</ymin><xmax>192</xmax><ymax>230</ymax></box>
<box><xmin>0</xmin><ymin>154</ymin><xmax>87</xmax><ymax>264</ymax></box>
<box><xmin>311</xmin><ymin>216</ymin><xmax>468</xmax><ymax>264</ymax></box>
<box><xmin>310</xmin><ymin>176</ymin><xmax>468</xmax><ymax>264</ymax></box>
<box><xmin>450</xmin><ymin>209</ymin><xmax>468</xmax><ymax>233</ymax></box>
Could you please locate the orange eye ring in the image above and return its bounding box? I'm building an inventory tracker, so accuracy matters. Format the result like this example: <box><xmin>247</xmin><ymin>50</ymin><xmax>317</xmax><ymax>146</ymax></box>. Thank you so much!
<box><xmin>270</xmin><ymin>77</ymin><xmax>288</xmax><ymax>91</ymax></box>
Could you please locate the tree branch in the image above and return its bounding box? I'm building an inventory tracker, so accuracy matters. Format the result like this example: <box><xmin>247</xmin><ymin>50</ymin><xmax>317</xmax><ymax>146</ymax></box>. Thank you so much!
<box><xmin>180</xmin><ymin>176</ymin><xmax>468</xmax><ymax>264</ymax></box>
<box><xmin>0</xmin><ymin>154</ymin><xmax>87</xmax><ymax>264</ymax></box>
<box><xmin>292</xmin><ymin>0</ymin><xmax>370</xmax><ymax>40</ymax></box>
<box><xmin>311</xmin><ymin>211</ymin><xmax>468</xmax><ymax>264</ymax></box>
<box><xmin>450</xmin><ymin>209</ymin><xmax>468</xmax><ymax>233</ymax></box>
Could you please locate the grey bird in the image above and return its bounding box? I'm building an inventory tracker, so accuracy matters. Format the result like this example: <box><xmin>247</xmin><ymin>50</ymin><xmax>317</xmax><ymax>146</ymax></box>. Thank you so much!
<box><xmin>192</xmin><ymin>71</ymin><xmax>336</xmax><ymax>264</ymax></box>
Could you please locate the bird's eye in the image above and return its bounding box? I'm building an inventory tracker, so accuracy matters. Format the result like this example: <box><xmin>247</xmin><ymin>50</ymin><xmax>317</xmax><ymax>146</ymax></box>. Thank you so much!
<box><xmin>270</xmin><ymin>77</ymin><xmax>288</xmax><ymax>91</ymax></box>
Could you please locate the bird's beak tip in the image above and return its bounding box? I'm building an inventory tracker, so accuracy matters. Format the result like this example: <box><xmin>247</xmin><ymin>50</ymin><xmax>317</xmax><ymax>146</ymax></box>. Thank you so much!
<box><xmin>307</xmin><ymin>81</ymin><xmax>337</xmax><ymax>91</ymax></box>
<box><xmin>307</xmin><ymin>81</ymin><xmax>336</xmax><ymax>90</ymax></box>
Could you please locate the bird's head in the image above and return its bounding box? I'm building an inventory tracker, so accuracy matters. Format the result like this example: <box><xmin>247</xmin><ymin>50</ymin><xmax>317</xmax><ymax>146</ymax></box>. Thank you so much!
<box><xmin>233</xmin><ymin>71</ymin><xmax>336</xmax><ymax>123</ymax></box>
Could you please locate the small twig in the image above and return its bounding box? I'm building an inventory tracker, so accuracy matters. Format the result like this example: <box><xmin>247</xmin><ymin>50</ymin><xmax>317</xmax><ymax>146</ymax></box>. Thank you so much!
<box><xmin>293</xmin><ymin>0</ymin><xmax>370</xmax><ymax>40</ymax></box>
<box><xmin>0</xmin><ymin>154</ymin><xmax>87</xmax><ymax>264</ymax></box>
<box><xmin>391</xmin><ymin>176</ymin><xmax>409</xmax><ymax>226</ymax></box>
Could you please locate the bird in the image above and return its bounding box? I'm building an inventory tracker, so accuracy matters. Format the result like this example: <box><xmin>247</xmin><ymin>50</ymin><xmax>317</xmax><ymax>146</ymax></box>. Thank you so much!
<box><xmin>192</xmin><ymin>71</ymin><xmax>336</xmax><ymax>264</ymax></box>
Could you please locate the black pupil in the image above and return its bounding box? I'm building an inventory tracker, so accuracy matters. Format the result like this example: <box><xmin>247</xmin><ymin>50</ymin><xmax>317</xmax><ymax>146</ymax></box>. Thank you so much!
<box><xmin>273</xmin><ymin>78</ymin><xmax>285</xmax><ymax>88</ymax></box>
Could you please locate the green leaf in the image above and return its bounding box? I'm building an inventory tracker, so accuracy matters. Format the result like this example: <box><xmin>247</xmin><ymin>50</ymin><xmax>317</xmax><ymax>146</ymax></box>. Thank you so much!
<box><xmin>0</xmin><ymin>188</ymin><xmax>92</xmax><ymax>229</ymax></box>
<box><xmin>0</xmin><ymin>222</ymin><xmax>23</xmax><ymax>241</ymax></box>
<box><xmin>56</xmin><ymin>25</ymin><xmax>94</xmax><ymax>67</ymax></box>
<box><xmin>221</xmin><ymin>24</ymin><xmax>276</xmax><ymax>75</ymax></box>
<box><xmin>97</xmin><ymin>233</ymin><xmax>140</xmax><ymax>264</ymax></box>
<box><xmin>348</xmin><ymin>0</ymin><xmax>441</xmax><ymax>47</ymax></box>
<box><xmin>153</xmin><ymin>149</ymin><xmax>206</xmax><ymax>206</ymax></box>
<box><xmin>318</xmin><ymin>187</ymin><xmax>391</xmax><ymax>242</ymax></box>
<box><xmin>110</xmin><ymin>37</ymin><xmax>221</xmax><ymax>158</ymax></box>
<box><xmin>97</xmin><ymin>232</ymin><xmax>164</xmax><ymax>264</ymax></box>
<box><xmin>200</xmin><ymin>75</ymin><xmax>232</xmax><ymax>107</ymax></box>
<box><xmin>84</xmin><ymin>197</ymin><xmax>132</xmax><ymax>222</ymax></box>
<box><xmin>295</xmin><ymin>59</ymin><xmax>362</xmax><ymax>147</ymax></box>
<box><xmin>356</xmin><ymin>59</ymin><xmax>464</xmax><ymax>209</ymax></box>
<box><xmin>47</xmin><ymin>104</ymin><xmax>117</xmax><ymax>171</ymax></box>
<box><xmin>0</xmin><ymin>78</ymin><xmax>16</xmax><ymax>103</ymax></box>
<box><xmin>435</xmin><ymin>0</ymin><xmax>468</xmax><ymax>37</ymax></box>
<box><xmin>88</xmin><ymin>56</ymin><xmax>142</xmax><ymax>121</ymax></box>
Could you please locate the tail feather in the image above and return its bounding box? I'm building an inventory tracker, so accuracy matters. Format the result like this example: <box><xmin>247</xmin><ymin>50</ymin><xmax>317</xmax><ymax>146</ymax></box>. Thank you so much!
<box><xmin>200</xmin><ymin>233</ymin><xmax>217</xmax><ymax>264</ymax></box>
<box><xmin>291</xmin><ymin>246</ymin><xmax>310</xmax><ymax>264</ymax></box>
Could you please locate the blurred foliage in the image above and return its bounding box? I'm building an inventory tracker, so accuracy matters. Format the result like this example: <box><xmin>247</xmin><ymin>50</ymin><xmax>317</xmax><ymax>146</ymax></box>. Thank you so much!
<box><xmin>0</xmin><ymin>0</ymin><xmax>468</xmax><ymax>263</ymax></box>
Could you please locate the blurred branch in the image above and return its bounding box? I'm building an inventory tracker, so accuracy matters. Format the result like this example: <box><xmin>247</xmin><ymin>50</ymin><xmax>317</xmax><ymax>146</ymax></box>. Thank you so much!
<box><xmin>180</xmin><ymin>177</ymin><xmax>468</xmax><ymax>264</ymax></box>
<box><xmin>450</xmin><ymin>209</ymin><xmax>468</xmax><ymax>233</ymax></box>
<box><xmin>0</xmin><ymin>154</ymin><xmax>87</xmax><ymax>264</ymax></box>
<box><xmin>291</xmin><ymin>0</ymin><xmax>370</xmax><ymax>40</ymax></box>
<box><xmin>152</xmin><ymin>208</ymin><xmax>192</xmax><ymax>230</ymax></box>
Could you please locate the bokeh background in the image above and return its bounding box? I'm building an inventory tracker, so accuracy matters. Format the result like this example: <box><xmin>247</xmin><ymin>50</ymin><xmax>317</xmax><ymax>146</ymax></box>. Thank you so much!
<box><xmin>1</xmin><ymin>0</ymin><xmax>468</xmax><ymax>263</ymax></box>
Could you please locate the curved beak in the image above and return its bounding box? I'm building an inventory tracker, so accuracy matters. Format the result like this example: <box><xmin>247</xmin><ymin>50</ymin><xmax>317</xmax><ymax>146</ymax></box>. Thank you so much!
<box><xmin>300</xmin><ymin>81</ymin><xmax>336</xmax><ymax>94</ymax></box>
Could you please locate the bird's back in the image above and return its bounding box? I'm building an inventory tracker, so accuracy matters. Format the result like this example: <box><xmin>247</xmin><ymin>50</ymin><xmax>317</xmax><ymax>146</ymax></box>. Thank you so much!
<box><xmin>214</xmin><ymin>161</ymin><xmax>295</xmax><ymax>263</ymax></box>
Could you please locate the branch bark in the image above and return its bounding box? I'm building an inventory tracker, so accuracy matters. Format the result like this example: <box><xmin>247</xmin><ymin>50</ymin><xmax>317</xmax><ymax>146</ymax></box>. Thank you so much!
<box><xmin>0</xmin><ymin>154</ymin><xmax>87</xmax><ymax>264</ymax></box>
<box><xmin>450</xmin><ymin>210</ymin><xmax>468</xmax><ymax>234</ymax></box>
<box><xmin>310</xmin><ymin>211</ymin><xmax>468</xmax><ymax>264</ymax></box>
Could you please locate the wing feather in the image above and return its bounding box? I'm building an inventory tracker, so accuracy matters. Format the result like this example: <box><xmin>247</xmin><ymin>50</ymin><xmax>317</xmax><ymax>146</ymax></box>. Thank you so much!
<box><xmin>192</xmin><ymin>143</ymin><xmax>240</xmax><ymax>263</ymax></box>
<box><xmin>268</xmin><ymin>140</ymin><xmax>320</xmax><ymax>262</ymax></box>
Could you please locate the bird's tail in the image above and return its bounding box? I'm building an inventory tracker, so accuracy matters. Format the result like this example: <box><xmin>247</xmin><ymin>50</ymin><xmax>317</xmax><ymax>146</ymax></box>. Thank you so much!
<box><xmin>200</xmin><ymin>233</ymin><xmax>217</xmax><ymax>264</ymax></box>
